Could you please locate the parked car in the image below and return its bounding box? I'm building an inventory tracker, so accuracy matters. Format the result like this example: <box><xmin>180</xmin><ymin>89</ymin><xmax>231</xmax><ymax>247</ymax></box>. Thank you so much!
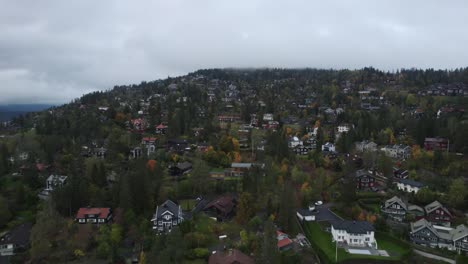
<box><xmin>315</xmin><ymin>201</ymin><xmax>323</xmax><ymax>206</ymax></box>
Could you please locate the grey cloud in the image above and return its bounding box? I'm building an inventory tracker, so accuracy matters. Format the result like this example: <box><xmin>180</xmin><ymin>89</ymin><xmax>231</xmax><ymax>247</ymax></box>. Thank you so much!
<box><xmin>0</xmin><ymin>0</ymin><xmax>467</xmax><ymax>104</ymax></box>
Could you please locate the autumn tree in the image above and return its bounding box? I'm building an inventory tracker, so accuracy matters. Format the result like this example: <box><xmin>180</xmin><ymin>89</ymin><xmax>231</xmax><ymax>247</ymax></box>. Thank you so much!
<box><xmin>236</xmin><ymin>192</ymin><xmax>255</xmax><ymax>225</ymax></box>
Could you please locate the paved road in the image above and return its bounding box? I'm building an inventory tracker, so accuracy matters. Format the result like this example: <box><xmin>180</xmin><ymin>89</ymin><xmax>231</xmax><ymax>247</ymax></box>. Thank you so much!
<box><xmin>413</xmin><ymin>249</ymin><xmax>455</xmax><ymax>264</ymax></box>
<box><xmin>313</xmin><ymin>203</ymin><xmax>343</xmax><ymax>222</ymax></box>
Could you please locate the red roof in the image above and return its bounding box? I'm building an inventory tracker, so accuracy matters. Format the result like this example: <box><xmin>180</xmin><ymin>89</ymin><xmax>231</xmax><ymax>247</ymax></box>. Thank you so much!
<box><xmin>76</xmin><ymin>208</ymin><xmax>111</xmax><ymax>219</ymax></box>
<box><xmin>142</xmin><ymin>137</ymin><xmax>157</xmax><ymax>142</ymax></box>
<box><xmin>208</xmin><ymin>249</ymin><xmax>254</xmax><ymax>264</ymax></box>
<box><xmin>155</xmin><ymin>124</ymin><xmax>167</xmax><ymax>129</ymax></box>
<box><xmin>277</xmin><ymin>238</ymin><xmax>293</xmax><ymax>249</ymax></box>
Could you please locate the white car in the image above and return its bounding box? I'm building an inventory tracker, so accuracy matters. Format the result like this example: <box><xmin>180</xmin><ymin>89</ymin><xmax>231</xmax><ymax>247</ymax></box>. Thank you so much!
<box><xmin>315</xmin><ymin>201</ymin><xmax>323</xmax><ymax>206</ymax></box>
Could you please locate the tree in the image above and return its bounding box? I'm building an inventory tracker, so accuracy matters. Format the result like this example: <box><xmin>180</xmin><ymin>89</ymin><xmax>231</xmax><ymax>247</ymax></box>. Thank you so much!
<box><xmin>278</xmin><ymin>182</ymin><xmax>295</xmax><ymax>232</ymax></box>
<box><xmin>446</xmin><ymin>178</ymin><xmax>466</xmax><ymax>209</ymax></box>
<box><xmin>415</xmin><ymin>187</ymin><xmax>437</xmax><ymax>204</ymax></box>
<box><xmin>0</xmin><ymin>195</ymin><xmax>11</xmax><ymax>227</ymax></box>
<box><xmin>236</xmin><ymin>192</ymin><xmax>255</xmax><ymax>225</ymax></box>
<box><xmin>30</xmin><ymin>201</ymin><xmax>66</xmax><ymax>262</ymax></box>
<box><xmin>191</xmin><ymin>159</ymin><xmax>210</xmax><ymax>195</ymax></box>
<box><xmin>257</xmin><ymin>220</ymin><xmax>279</xmax><ymax>264</ymax></box>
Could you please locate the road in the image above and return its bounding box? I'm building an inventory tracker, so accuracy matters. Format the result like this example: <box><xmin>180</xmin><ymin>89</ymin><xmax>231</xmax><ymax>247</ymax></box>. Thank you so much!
<box><xmin>413</xmin><ymin>249</ymin><xmax>455</xmax><ymax>264</ymax></box>
<box><xmin>313</xmin><ymin>203</ymin><xmax>343</xmax><ymax>222</ymax></box>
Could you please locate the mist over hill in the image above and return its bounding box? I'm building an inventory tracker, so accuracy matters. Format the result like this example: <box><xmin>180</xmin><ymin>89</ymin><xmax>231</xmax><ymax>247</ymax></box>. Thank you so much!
<box><xmin>0</xmin><ymin>104</ymin><xmax>54</xmax><ymax>121</ymax></box>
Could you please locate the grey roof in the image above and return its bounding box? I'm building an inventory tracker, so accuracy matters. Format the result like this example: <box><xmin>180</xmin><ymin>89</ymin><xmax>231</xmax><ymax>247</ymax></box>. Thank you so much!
<box><xmin>153</xmin><ymin>200</ymin><xmax>181</xmax><ymax>220</ymax></box>
<box><xmin>355</xmin><ymin>169</ymin><xmax>371</xmax><ymax>178</ymax></box>
<box><xmin>424</xmin><ymin>201</ymin><xmax>451</xmax><ymax>216</ymax></box>
<box><xmin>384</xmin><ymin>196</ymin><xmax>407</xmax><ymax>210</ymax></box>
<box><xmin>176</xmin><ymin>162</ymin><xmax>192</xmax><ymax>171</ymax></box>
<box><xmin>0</xmin><ymin>222</ymin><xmax>32</xmax><ymax>247</ymax></box>
<box><xmin>332</xmin><ymin>220</ymin><xmax>374</xmax><ymax>234</ymax></box>
<box><xmin>46</xmin><ymin>174</ymin><xmax>67</xmax><ymax>183</ymax></box>
<box><xmin>411</xmin><ymin>218</ymin><xmax>468</xmax><ymax>242</ymax></box>
<box><xmin>297</xmin><ymin>208</ymin><xmax>315</xmax><ymax>217</ymax></box>
<box><xmin>452</xmin><ymin>225</ymin><xmax>468</xmax><ymax>241</ymax></box>
<box><xmin>399</xmin><ymin>178</ymin><xmax>425</xmax><ymax>188</ymax></box>
<box><xmin>231</xmin><ymin>163</ymin><xmax>252</xmax><ymax>169</ymax></box>
<box><xmin>408</xmin><ymin>204</ymin><xmax>424</xmax><ymax>213</ymax></box>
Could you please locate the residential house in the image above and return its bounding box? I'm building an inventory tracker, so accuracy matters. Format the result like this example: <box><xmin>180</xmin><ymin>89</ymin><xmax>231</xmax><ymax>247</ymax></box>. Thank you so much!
<box><xmin>331</xmin><ymin>220</ymin><xmax>377</xmax><ymax>249</ymax></box>
<box><xmin>355</xmin><ymin>140</ymin><xmax>378</xmax><ymax>153</ymax></box>
<box><xmin>93</xmin><ymin>147</ymin><xmax>107</xmax><ymax>159</ymax></box>
<box><xmin>397</xmin><ymin>179</ymin><xmax>426</xmax><ymax>194</ymax></box>
<box><xmin>203</xmin><ymin>195</ymin><xmax>237</xmax><ymax>221</ymax></box>
<box><xmin>410</xmin><ymin>218</ymin><xmax>468</xmax><ymax>252</ymax></box>
<box><xmin>169</xmin><ymin>162</ymin><xmax>192</xmax><ymax>177</ymax></box>
<box><xmin>380</xmin><ymin>145</ymin><xmax>411</xmax><ymax>160</ymax></box>
<box><xmin>322</xmin><ymin>142</ymin><xmax>336</xmax><ymax>152</ymax></box>
<box><xmin>296</xmin><ymin>205</ymin><xmax>316</xmax><ymax>222</ymax></box>
<box><xmin>381</xmin><ymin>196</ymin><xmax>425</xmax><ymax>222</ymax></box>
<box><xmin>224</xmin><ymin>163</ymin><xmax>264</xmax><ymax>177</ymax></box>
<box><xmin>131</xmin><ymin>118</ymin><xmax>147</xmax><ymax>132</ymax></box>
<box><xmin>355</xmin><ymin>170</ymin><xmax>376</xmax><ymax>190</ymax></box>
<box><xmin>129</xmin><ymin>147</ymin><xmax>143</xmax><ymax>159</ymax></box>
<box><xmin>381</xmin><ymin>196</ymin><xmax>408</xmax><ymax>222</ymax></box>
<box><xmin>293</xmin><ymin>145</ymin><xmax>314</xmax><ymax>155</ymax></box>
<box><xmin>288</xmin><ymin>136</ymin><xmax>303</xmax><ymax>148</ymax></box>
<box><xmin>208</xmin><ymin>249</ymin><xmax>254</xmax><ymax>264</ymax></box>
<box><xmin>151</xmin><ymin>200</ymin><xmax>184</xmax><ymax>232</ymax></box>
<box><xmin>277</xmin><ymin>231</ymin><xmax>294</xmax><ymax>251</ymax></box>
<box><xmin>155</xmin><ymin>124</ymin><xmax>168</xmax><ymax>135</ymax></box>
<box><xmin>424</xmin><ymin>138</ymin><xmax>448</xmax><ymax>152</ymax></box>
<box><xmin>263</xmin><ymin>113</ymin><xmax>274</xmax><ymax>122</ymax></box>
<box><xmin>75</xmin><ymin>207</ymin><xmax>113</xmax><ymax>224</ymax></box>
<box><xmin>424</xmin><ymin>201</ymin><xmax>452</xmax><ymax>226</ymax></box>
<box><xmin>393</xmin><ymin>168</ymin><xmax>409</xmax><ymax>179</ymax></box>
<box><xmin>167</xmin><ymin>139</ymin><xmax>189</xmax><ymax>153</ymax></box>
<box><xmin>45</xmin><ymin>174</ymin><xmax>67</xmax><ymax>193</ymax></box>
<box><xmin>0</xmin><ymin>223</ymin><xmax>32</xmax><ymax>256</ymax></box>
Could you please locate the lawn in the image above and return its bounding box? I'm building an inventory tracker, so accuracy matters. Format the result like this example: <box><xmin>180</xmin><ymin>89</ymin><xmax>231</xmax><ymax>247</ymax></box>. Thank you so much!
<box><xmin>179</xmin><ymin>199</ymin><xmax>197</xmax><ymax>211</ymax></box>
<box><xmin>303</xmin><ymin>222</ymin><xmax>410</xmax><ymax>263</ymax></box>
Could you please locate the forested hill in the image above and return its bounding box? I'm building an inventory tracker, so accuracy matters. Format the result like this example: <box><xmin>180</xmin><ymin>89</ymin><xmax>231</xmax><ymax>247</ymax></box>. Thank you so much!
<box><xmin>0</xmin><ymin>104</ymin><xmax>54</xmax><ymax>122</ymax></box>
<box><xmin>1</xmin><ymin>67</ymin><xmax>468</xmax><ymax>263</ymax></box>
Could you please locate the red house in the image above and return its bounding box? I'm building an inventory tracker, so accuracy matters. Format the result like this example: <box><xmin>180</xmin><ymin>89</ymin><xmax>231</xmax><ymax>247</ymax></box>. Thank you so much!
<box><xmin>424</xmin><ymin>138</ymin><xmax>448</xmax><ymax>152</ymax></box>
<box><xmin>155</xmin><ymin>124</ymin><xmax>168</xmax><ymax>135</ymax></box>
<box><xmin>424</xmin><ymin>201</ymin><xmax>452</xmax><ymax>226</ymax></box>
<box><xmin>355</xmin><ymin>170</ymin><xmax>376</xmax><ymax>190</ymax></box>
<box><xmin>76</xmin><ymin>207</ymin><xmax>113</xmax><ymax>224</ymax></box>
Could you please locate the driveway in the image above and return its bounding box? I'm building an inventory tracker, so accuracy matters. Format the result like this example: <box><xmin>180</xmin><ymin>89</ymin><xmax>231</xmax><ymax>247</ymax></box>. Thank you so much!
<box><xmin>312</xmin><ymin>203</ymin><xmax>343</xmax><ymax>222</ymax></box>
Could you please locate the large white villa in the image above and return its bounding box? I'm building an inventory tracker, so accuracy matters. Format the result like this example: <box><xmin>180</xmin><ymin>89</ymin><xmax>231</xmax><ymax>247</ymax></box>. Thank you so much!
<box><xmin>331</xmin><ymin>220</ymin><xmax>377</xmax><ymax>249</ymax></box>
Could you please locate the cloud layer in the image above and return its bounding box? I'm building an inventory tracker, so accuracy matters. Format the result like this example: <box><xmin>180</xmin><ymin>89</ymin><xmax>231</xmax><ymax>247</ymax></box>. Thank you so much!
<box><xmin>1</xmin><ymin>0</ymin><xmax>467</xmax><ymax>104</ymax></box>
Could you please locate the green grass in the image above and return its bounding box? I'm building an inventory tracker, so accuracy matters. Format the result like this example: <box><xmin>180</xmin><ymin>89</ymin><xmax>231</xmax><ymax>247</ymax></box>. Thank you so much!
<box><xmin>179</xmin><ymin>199</ymin><xmax>197</xmax><ymax>211</ymax></box>
<box><xmin>303</xmin><ymin>222</ymin><xmax>410</xmax><ymax>263</ymax></box>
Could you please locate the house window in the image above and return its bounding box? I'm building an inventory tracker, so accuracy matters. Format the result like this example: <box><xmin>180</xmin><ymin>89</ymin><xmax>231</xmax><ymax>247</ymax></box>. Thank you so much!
<box><xmin>79</xmin><ymin>219</ymin><xmax>85</xmax><ymax>223</ymax></box>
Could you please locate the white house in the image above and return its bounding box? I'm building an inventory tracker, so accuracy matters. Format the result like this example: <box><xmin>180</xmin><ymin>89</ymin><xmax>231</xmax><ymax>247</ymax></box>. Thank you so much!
<box><xmin>397</xmin><ymin>179</ymin><xmax>426</xmax><ymax>194</ymax></box>
<box><xmin>355</xmin><ymin>141</ymin><xmax>378</xmax><ymax>153</ymax></box>
<box><xmin>380</xmin><ymin>145</ymin><xmax>411</xmax><ymax>160</ymax></box>
<box><xmin>288</xmin><ymin>136</ymin><xmax>303</xmax><ymax>148</ymax></box>
<box><xmin>322</xmin><ymin>142</ymin><xmax>336</xmax><ymax>152</ymax></box>
<box><xmin>331</xmin><ymin>220</ymin><xmax>377</xmax><ymax>249</ymax></box>
<box><xmin>337</xmin><ymin>124</ymin><xmax>351</xmax><ymax>133</ymax></box>
<box><xmin>263</xmin><ymin>113</ymin><xmax>274</xmax><ymax>121</ymax></box>
<box><xmin>45</xmin><ymin>174</ymin><xmax>67</xmax><ymax>192</ymax></box>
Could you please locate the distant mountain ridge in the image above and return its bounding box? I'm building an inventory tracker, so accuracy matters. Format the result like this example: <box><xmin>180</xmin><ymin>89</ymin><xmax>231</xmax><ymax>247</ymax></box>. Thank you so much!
<box><xmin>0</xmin><ymin>104</ymin><xmax>54</xmax><ymax>121</ymax></box>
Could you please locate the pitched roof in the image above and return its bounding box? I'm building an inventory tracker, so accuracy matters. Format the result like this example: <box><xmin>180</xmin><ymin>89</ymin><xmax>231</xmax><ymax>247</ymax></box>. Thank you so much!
<box><xmin>204</xmin><ymin>195</ymin><xmax>236</xmax><ymax>215</ymax></box>
<box><xmin>208</xmin><ymin>249</ymin><xmax>254</xmax><ymax>264</ymax></box>
<box><xmin>384</xmin><ymin>196</ymin><xmax>407</xmax><ymax>211</ymax></box>
<box><xmin>277</xmin><ymin>238</ymin><xmax>293</xmax><ymax>249</ymax></box>
<box><xmin>452</xmin><ymin>225</ymin><xmax>468</xmax><ymax>241</ymax></box>
<box><xmin>153</xmin><ymin>200</ymin><xmax>181</xmax><ymax>220</ymax></box>
<box><xmin>76</xmin><ymin>207</ymin><xmax>111</xmax><ymax>219</ymax></box>
<box><xmin>398</xmin><ymin>178</ymin><xmax>425</xmax><ymax>188</ymax></box>
<box><xmin>0</xmin><ymin>222</ymin><xmax>32</xmax><ymax>247</ymax></box>
<box><xmin>332</xmin><ymin>220</ymin><xmax>374</xmax><ymax>234</ymax></box>
<box><xmin>424</xmin><ymin>201</ymin><xmax>452</xmax><ymax>216</ymax></box>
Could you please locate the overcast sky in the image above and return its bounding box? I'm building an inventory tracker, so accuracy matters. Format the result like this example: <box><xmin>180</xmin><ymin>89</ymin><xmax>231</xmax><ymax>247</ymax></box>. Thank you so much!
<box><xmin>1</xmin><ymin>0</ymin><xmax>467</xmax><ymax>104</ymax></box>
